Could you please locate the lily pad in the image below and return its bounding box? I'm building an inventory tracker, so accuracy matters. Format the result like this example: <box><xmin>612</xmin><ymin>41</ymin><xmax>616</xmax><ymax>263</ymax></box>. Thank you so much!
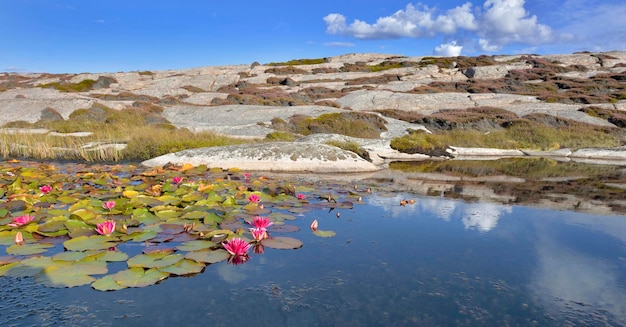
<box><xmin>184</xmin><ymin>249</ymin><xmax>230</xmax><ymax>264</ymax></box>
<box><xmin>92</xmin><ymin>274</ymin><xmax>127</xmax><ymax>291</ymax></box>
<box><xmin>6</xmin><ymin>242</ymin><xmax>55</xmax><ymax>255</ymax></box>
<box><xmin>176</xmin><ymin>240</ymin><xmax>216</xmax><ymax>252</ymax></box>
<box><xmin>313</xmin><ymin>230</ymin><xmax>337</xmax><ymax>238</ymax></box>
<box><xmin>127</xmin><ymin>253</ymin><xmax>184</xmax><ymax>269</ymax></box>
<box><xmin>261</xmin><ymin>236</ymin><xmax>303</xmax><ymax>250</ymax></box>
<box><xmin>159</xmin><ymin>259</ymin><xmax>206</xmax><ymax>276</ymax></box>
<box><xmin>63</xmin><ymin>235</ymin><xmax>118</xmax><ymax>251</ymax></box>
<box><xmin>111</xmin><ymin>267</ymin><xmax>169</xmax><ymax>288</ymax></box>
<box><xmin>35</xmin><ymin>261</ymin><xmax>108</xmax><ymax>288</ymax></box>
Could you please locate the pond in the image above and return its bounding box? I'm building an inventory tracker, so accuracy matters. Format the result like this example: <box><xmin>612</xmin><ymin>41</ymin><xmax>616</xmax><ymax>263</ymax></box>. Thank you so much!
<box><xmin>1</xmin><ymin>159</ymin><xmax>626</xmax><ymax>326</ymax></box>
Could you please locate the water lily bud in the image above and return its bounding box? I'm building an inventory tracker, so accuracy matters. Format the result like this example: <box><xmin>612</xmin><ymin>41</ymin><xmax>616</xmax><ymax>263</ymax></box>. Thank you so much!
<box><xmin>310</xmin><ymin>219</ymin><xmax>318</xmax><ymax>231</ymax></box>
<box><xmin>14</xmin><ymin>231</ymin><xmax>24</xmax><ymax>244</ymax></box>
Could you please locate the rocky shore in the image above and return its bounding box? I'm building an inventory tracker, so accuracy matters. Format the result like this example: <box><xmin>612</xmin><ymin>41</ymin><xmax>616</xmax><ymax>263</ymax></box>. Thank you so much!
<box><xmin>1</xmin><ymin>51</ymin><xmax>626</xmax><ymax>171</ymax></box>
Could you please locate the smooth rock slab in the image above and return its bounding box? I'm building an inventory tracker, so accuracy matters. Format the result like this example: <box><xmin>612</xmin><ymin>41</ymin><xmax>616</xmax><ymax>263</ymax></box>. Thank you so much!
<box><xmin>142</xmin><ymin>142</ymin><xmax>380</xmax><ymax>173</ymax></box>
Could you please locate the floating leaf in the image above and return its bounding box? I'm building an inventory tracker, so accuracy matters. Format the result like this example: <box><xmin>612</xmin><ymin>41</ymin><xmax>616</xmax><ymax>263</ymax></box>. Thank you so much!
<box><xmin>155</xmin><ymin>210</ymin><xmax>181</xmax><ymax>220</ymax></box>
<box><xmin>127</xmin><ymin>253</ymin><xmax>184</xmax><ymax>269</ymax></box>
<box><xmin>181</xmin><ymin>211</ymin><xmax>207</xmax><ymax>220</ymax></box>
<box><xmin>121</xmin><ymin>230</ymin><xmax>157</xmax><ymax>242</ymax></box>
<box><xmin>313</xmin><ymin>230</ymin><xmax>337</xmax><ymax>238</ymax></box>
<box><xmin>92</xmin><ymin>275</ymin><xmax>127</xmax><ymax>291</ymax></box>
<box><xmin>269</xmin><ymin>225</ymin><xmax>300</xmax><ymax>233</ymax></box>
<box><xmin>94</xmin><ymin>251</ymin><xmax>129</xmax><ymax>262</ymax></box>
<box><xmin>35</xmin><ymin>261</ymin><xmax>108</xmax><ymax>288</ymax></box>
<box><xmin>0</xmin><ymin>231</ymin><xmax>20</xmax><ymax>246</ymax></box>
<box><xmin>53</xmin><ymin>251</ymin><xmax>89</xmax><ymax>262</ymax></box>
<box><xmin>0</xmin><ymin>262</ymin><xmax>21</xmax><ymax>276</ymax></box>
<box><xmin>261</xmin><ymin>236</ymin><xmax>303</xmax><ymax>250</ymax></box>
<box><xmin>65</xmin><ymin>219</ymin><xmax>96</xmax><ymax>238</ymax></box>
<box><xmin>57</xmin><ymin>195</ymin><xmax>79</xmax><ymax>204</ymax></box>
<box><xmin>185</xmin><ymin>249</ymin><xmax>230</xmax><ymax>264</ymax></box>
<box><xmin>176</xmin><ymin>240</ymin><xmax>216</xmax><ymax>252</ymax></box>
<box><xmin>63</xmin><ymin>235</ymin><xmax>118</xmax><ymax>251</ymax></box>
<box><xmin>6</xmin><ymin>242</ymin><xmax>55</xmax><ymax>255</ymax></box>
<box><xmin>112</xmin><ymin>267</ymin><xmax>169</xmax><ymax>288</ymax></box>
<box><xmin>159</xmin><ymin>259</ymin><xmax>205</xmax><ymax>276</ymax></box>
<box><xmin>123</xmin><ymin>190</ymin><xmax>139</xmax><ymax>198</ymax></box>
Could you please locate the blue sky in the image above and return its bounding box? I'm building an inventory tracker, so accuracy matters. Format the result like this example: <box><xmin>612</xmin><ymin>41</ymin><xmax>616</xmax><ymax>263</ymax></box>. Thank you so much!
<box><xmin>2</xmin><ymin>0</ymin><xmax>625</xmax><ymax>73</ymax></box>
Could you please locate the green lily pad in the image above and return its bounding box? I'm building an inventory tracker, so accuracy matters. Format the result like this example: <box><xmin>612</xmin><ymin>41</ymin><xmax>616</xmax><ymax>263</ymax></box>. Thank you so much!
<box><xmin>96</xmin><ymin>251</ymin><xmax>129</xmax><ymax>262</ymax></box>
<box><xmin>112</xmin><ymin>267</ymin><xmax>169</xmax><ymax>288</ymax></box>
<box><xmin>131</xmin><ymin>208</ymin><xmax>159</xmax><ymax>225</ymax></box>
<box><xmin>181</xmin><ymin>211</ymin><xmax>207</xmax><ymax>220</ymax></box>
<box><xmin>261</xmin><ymin>236</ymin><xmax>303</xmax><ymax>250</ymax></box>
<box><xmin>53</xmin><ymin>251</ymin><xmax>89</xmax><ymax>262</ymax></box>
<box><xmin>313</xmin><ymin>230</ymin><xmax>337</xmax><ymax>238</ymax></box>
<box><xmin>65</xmin><ymin>219</ymin><xmax>96</xmax><ymax>238</ymax></box>
<box><xmin>176</xmin><ymin>240</ymin><xmax>216</xmax><ymax>252</ymax></box>
<box><xmin>0</xmin><ymin>231</ymin><xmax>21</xmax><ymax>246</ymax></box>
<box><xmin>127</xmin><ymin>253</ymin><xmax>184</xmax><ymax>269</ymax></box>
<box><xmin>159</xmin><ymin>259</ymin><xmax>205</xmax><ymax>276</ymax></box>
<box><xmin>120</xmin><ymin>230</ymin><xmax>157</xmax><ymax>242</ymax></box>
<box><xmin>92</xmin><ymin>275</ymin><xmax>127</xmax><ymax>291</ymax></box>
<box><xmin>6</xmin><ymin>242</ymin><xmax>55</xmax><ymax>255</ymax></box>
<box><xmin>0</xmin><ymin>262</ymin><xmax>21</xmax><ymax>276</ymax></box>
<box><xmin>56</xmin><ymin>195</ymin><xmax>79</xmax><ymax>204</ymax></box>
<box><xmin>184</xmin><ymin>249</ymin><xmax>230</xmax><ymax>264</ymax></box>
<box><xmin>63</xmin><ymin>235</ymin><xmax>118</xmax><ymax>251</ymax></box>
<box><xmin>35</xmin><ymin>261</ymin><xmax>108</xmax><ymax>288</ymax></box>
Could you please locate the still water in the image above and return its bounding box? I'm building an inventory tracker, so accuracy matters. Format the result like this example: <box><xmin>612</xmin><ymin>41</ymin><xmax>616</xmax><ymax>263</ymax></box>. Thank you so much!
<box><xmin>2</xmin><ymin>192</ymin><xmax>626</xmax><ymax>326</ymax></box>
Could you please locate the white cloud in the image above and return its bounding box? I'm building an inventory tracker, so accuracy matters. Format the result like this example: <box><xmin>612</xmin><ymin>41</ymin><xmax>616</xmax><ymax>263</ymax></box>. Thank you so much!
<box><xmin>324</xmin><ymin>0</ymin><xmax>560</xmax><ymax>55</ymax></box>
<box><xmin>324</xmin><ymin>3</ymin><xmax>476</xmax><ymax>40</ymax></box>
<box><xmin>434</xmin><ymin>41</ymin><xmax>463</xmax><ymax>56</ymax></box>
<box><xmin>478</xmin><ymin>0</ymin><xmax>554</xmax><ymax>48</ymax></box>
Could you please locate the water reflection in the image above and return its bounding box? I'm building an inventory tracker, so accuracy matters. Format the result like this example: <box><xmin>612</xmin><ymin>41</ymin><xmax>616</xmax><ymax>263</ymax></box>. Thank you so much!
<box><xmin>367</xmin><ymin>194</ymin><xmax>511</xmax><ymax>232</ymax></box>
<box><xmin>3</xmin><ymin>191</ymin><xmax>626</xmax><ymax>326</ymax></box>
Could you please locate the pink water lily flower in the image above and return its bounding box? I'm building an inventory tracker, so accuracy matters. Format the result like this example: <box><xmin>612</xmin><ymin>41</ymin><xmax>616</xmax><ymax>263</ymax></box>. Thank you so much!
<box><xmin>172</xmin><ymin>176</ymin><xmax>183</xmax><ymax>184</ymax></box>
<box><xmin>96</xmin><ymin>220</ymin><xmax>116</xmax><ymax>236</ymax></box>
<box><xmin>251</xmin><ymin>216</ymin><xmax>273</xmax><ymax>229</ymax></box>
<box><xmin>296</xmin><ymin>193</ymin><xmax>306</xmax><ymax>200</ymax></box>
<box><xmin>247</xmin><ymin>194</ymin><xmax>261</xmax><ymax>203</ymax></box>
<box><xmin>222</xmin><ymin>237</ymin><xmax>251</xmax><ymax>256</ymax></box>
<box><xmin>8</xmin><ymin>214</ymin><xmax>34</xmax><ymax>227</ymax></box>
<box><xmin>243</xmin><ymin>172</ymin><xmax>251</xmax><ymax>180</ymax></box>
<box><xmin>39</xmin><ymin>185</ymin><xmax>52</xmax><ymax>194</ymax></box>
<box><xmin>102</xmin><ymin>200</ymin><xmax>116</xmax><ymax>211</ymax></box>
<box><xmin>250</xmin><ymin>227</ymin><xmax>268</xmax><ymax>241</ymax></box>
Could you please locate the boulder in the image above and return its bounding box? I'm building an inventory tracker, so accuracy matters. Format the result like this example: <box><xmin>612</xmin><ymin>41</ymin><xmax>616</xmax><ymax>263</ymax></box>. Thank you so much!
<box><xmin>142</xmin><ymin>142</ymin><xmax>381</xmax><ymax>172</ymax></box>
